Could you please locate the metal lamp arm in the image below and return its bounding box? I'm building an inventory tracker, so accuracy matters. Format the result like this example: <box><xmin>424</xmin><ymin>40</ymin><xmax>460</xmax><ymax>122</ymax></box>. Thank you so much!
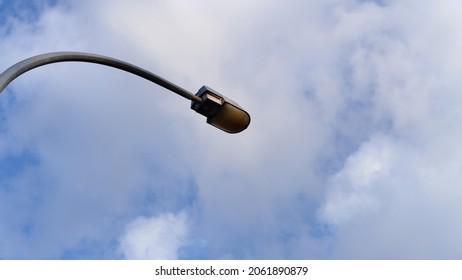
<box><xmin>0</xmin><ymin>51</ymin><xmax>202</xmax><ymax>103</ymax></box>
<box><xmin>0</xmin><ymin>51</ymin><xmax>251</xmax><ymax>133</ymax></box>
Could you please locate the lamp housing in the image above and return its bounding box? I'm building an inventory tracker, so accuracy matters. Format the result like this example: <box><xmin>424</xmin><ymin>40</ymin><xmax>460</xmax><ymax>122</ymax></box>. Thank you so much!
<box><xmin>191</xmin><ymin>86</ymin><xmax>250</xmax><ymax>133</ymax></box>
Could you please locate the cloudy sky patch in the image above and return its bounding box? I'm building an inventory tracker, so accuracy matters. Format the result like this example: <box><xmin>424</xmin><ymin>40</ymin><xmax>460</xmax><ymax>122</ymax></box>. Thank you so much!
<box><xmin>1</xmin><ymin>0</ymin><xmax>462</xmax><ymax>259</ymax></box>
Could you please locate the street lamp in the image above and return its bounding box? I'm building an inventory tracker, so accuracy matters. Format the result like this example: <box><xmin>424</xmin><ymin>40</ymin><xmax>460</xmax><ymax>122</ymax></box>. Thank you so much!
<box><xmin>0</xmin><ymin>52</ymin><xmax>250</xmax><ymax>133</ymax></box>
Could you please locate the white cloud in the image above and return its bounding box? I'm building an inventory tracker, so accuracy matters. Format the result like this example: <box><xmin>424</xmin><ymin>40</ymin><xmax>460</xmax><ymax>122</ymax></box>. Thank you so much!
<box><xmin>319</xmin><ymin>135</ymin><xmax>393</xmax><ymax>225</ymax></box>
<box><xmin>118</xmin><ymin>212</ymin><xmax>188</xmax><ymax>259</ymax></box>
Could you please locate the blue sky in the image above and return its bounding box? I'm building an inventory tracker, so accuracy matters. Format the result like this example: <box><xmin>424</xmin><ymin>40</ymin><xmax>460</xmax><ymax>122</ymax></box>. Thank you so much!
<box><xmin>1</xmin><ymin>0</ymin><xmax>462</xmax><ymax>259</ymax></box>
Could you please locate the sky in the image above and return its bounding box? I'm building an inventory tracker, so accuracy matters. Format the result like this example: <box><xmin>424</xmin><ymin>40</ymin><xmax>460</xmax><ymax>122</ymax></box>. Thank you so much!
<box><xmin>1</xmin><ymin>0</ymin><xmax>462</xmax><ymax>259</ymax></box>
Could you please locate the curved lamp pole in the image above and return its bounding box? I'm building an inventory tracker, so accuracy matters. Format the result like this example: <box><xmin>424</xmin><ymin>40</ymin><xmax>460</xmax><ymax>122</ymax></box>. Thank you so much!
<box><xmin>0</xmin><ymin>52</ymin><xmax>250</xmax><ymax>133</ymax></box>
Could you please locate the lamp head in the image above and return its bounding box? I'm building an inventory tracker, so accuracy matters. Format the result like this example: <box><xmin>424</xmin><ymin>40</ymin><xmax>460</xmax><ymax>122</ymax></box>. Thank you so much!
<box><xmin>191</xmin><ymin>86</ymin><xmax>251</xmax><ymax>133</ymax></box>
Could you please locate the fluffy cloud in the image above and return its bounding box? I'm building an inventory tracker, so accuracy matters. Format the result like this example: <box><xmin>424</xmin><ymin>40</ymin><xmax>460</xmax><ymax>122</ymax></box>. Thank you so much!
<box><xmin>319</xmin><ymin>135</ymin><xmax>394</xmax><ymax>226</ymax></box>
<box><xmin>118</xmin><ymin>212</ymin><xmax>188</xmax><ymax>259</ymax></box>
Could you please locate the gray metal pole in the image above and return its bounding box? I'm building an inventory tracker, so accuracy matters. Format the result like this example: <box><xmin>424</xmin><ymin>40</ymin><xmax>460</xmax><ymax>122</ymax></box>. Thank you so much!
<box><xmin>0</xmin><ymin>52</ymin><xmax>202</xmax><ymax>103</ymax></box>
